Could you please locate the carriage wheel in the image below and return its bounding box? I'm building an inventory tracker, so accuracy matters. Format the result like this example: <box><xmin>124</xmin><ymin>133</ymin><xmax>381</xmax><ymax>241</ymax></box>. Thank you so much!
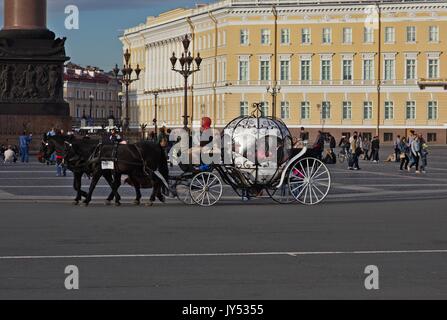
<box><xmin>288</xmin><ymin>158</ymin><xmax>331</xmax><ymax>205</ymax></box>
<box><xmin>190</xmin><ymin>172</ymin><xmax>223</xmax><ymax>207</ymax></box>
<box><xmin>266</xmin><ymin>183</ymin><xmax>295</xmax><ymax>204</ymax></box>
<box><xmin>175</xmin><ymin>180</ymin><xmax>195</xmax><ymax>205</ymax></box>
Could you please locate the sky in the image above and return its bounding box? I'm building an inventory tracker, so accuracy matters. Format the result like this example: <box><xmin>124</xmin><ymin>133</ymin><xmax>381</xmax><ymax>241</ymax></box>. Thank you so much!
<box><xmin>0</xmin><ymin>0</ymin><xmax>215</xmax><ymax>71</ymax></box>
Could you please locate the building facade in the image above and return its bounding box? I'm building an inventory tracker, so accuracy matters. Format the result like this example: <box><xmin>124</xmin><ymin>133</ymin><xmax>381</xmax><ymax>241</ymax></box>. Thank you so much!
<box><xmin>121</xmin><ymin>0</ymin><xmax>447</xmax><ymax>143</ymax></box>
<box><xmin>63</xmin><ymin>63</ymin><xmax>122</xmax><ymax>128</ymax></box>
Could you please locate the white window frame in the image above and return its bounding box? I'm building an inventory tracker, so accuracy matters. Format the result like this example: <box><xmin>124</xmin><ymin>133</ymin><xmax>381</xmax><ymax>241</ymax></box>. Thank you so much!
<box><xmin>363</xmin><ymin>58</ymin><xmax>374</xmax><ymax>81</ymax></box>
<box><xmin>259</xmin><ymin>57</ymin><xmax>271</xmax><ymax>81</ymax></box>
<box><xmin>321</xmin><ymin>101</ymin><xmax>331</xmax><ymax>119</ymax></box>
<box><xmin>427</xmin><ymin>58</ymin><xmax>439</xmax><ymax>79</ymax></box>
<box><xmin>384</xmin><ymin>58</ymin><xmax>396</xmax><ymax>81</ymax></box>
<box><xmin>261</xmin><ymin>29</ymin><xmax>270</xmax><ymax>45</ymax></box>
<box><xmin>300</xmin><ymin>57</ymin><xmax>312</xmax><ymax>82</ymax></box>
<box><xmin>405</xmin><ymin>58</ymin><xmax>417</xmax><ymax>80</ymax></box>
<box><xmin>406</xmin><ymin>101</ymin><xmax>416</xmax><ymax>120</ymax></box>
<box><xmin>429</xmin><ymin>26</ymin><xmax>439</xmax><ymax>43</ymax></box>
<box><xmin>322</xmin><ymin>28</ymin><xmax>332</xmax><ymax>44</ymax></box>
<box><xmin>342</xmin><ymin>101</ymin><xmax>352</xmax><ymax>120</ymax></box>
<box><xmin>280</xmin><ymin>101</ymin><xmax>290</xmax><ymax>119</ymax></box>
<box><xmin>240</xmin><ymin>101</ymin><xmax>249</xmax><ymax>116</ymax></box>
<box><xmin>385</xmin><ymin>27</ymin><xmax>395</xmax><ymax>43</ymax></box>
<box><xmin>238</xmin><ymin>56</ymin><xmax>250</xmax><ymax>82</ymax></box>
<box><xmin>406</xmin><ymin>26</ymin><xmax>416</xmax><ymax>43</ymax></box>
<box><xmin>342</xmin><ymin>58</ymin><xmax>353</xmax><ymax>81</ymax></box>
<box><xmin>428</xmin><ymin>101</ymin><xmax>438</xmax><ymax>120</ymax></box>
<box><xmin>363</xmin><ymin>101</ymin><xmax>373</xmax><ymax>120</ymax></box>
<box><xmin>384</xmin><ymin>101</ymin><xmax>394</xmax><ymax>120</ymax></box>
<box><xmin>301</xmin><ymin>28</ymin><xmax>311</xmax><ymax>44</ymax></box>
<box><xmin>343</xmin><ymin>27</ymin><xmax>352</xmax><ymax>44</ymax></box>
<box><xmin>363</xmin><ymin>27</ymin><xmax>374</xmax><ymax>43</ymax></box>
<box><xmin>301</xmin><ymin>101</ymin><xmax>310</xmax><ymax>119</ymax></box>
<box><xmin>240</xmin><ymin>29</ymin><xmax>249</xmax><ymax>45</ymax></box>
<box><xmin>280</xmin><ymin>59</ymin><xmax>290</xmax><ymax>81</ymax></box>
<box><xmin>321</xmin><ymin>59</ymin><xmax>332</xmax><ymax>82</ymax></box>
<box><xmin>280</xmin><ymin>28</ymin><xmax>290</xmax><ymax>45</ymax></box>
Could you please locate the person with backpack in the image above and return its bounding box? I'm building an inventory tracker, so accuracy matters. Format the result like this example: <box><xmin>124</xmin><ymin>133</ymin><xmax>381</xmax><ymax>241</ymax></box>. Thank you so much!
<box><xmin>398</xmin><ymin>137</ymin><xmax>410</xmax><ymax>171</ymax></box>
<box><xmin>409</xmin><ymin>135</ymin><xmax>421</xmax><ymax>174</ymax></box>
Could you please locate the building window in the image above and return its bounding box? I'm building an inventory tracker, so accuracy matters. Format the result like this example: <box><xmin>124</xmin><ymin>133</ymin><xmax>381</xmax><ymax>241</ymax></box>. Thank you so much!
<box><xmin>342</xmin><ymin>59</ymin><xmax>353</xmax><ymax>81</ymax></box>
<box><xmin>260</xmin><ymin>101</ymin><xmax>269</xmax><ymax>117</ymax></box>
<box><xmin>406</xmin><ymin>59</ymin><xmax>416</xmax><ymax>80</ymax></box>
<box><xmin>384</xmin><ymin>59</ymin><xmax>395</xmax><ymax>80</ymax></box>
<box><xmin>280</xmin><ymin>60</ymin><xmax>290</xmax><ymax>81</ymax></box>
<box><xmin>428</xmin><ymin>101</ymin><xmax>438</xmax><ymax>120</ymax></box>
<box><xmin>260</xmin><ymin>60</ymin><xmax>270</xmax><ymax>81</ymax></box>
<box><xmin>384</xmin><ymin>101</ymin><xmax>394</xmax><ymax>120</ymax></box>
<box><xmin>261</xmin><ymin>29</ymin><xmax>270</xmax><ymax>45</ymax></box>
<box><xmin>364</xmin><ymin>27</ymin><xmax>374</xmax><ymax>43</ymax></box>
<box><xmin>384</xmin><ymin>133</ymin><xmax>394</xmax><ymax>142</ymax></box>
<box><xmin>406</xmin><ymin>26</ymin><xmax>416</xmax><ymax>42</ymax></box>
<box><xmin>342</xmin><ymin>101</ymin><xmax>352</xmax><ymax>120</ymax></box>
<box><xmin>280</xmin><ymin>29</ymin><xmax>290</xmax><ymax>45</ymax></box>
<box><xmin>301</xmin><ymin>101</ymin><xmax>310</xmax><ymax>119</ymax></box>
<box><xmin>427</xmin><ymin>133</ymin><xmax>437</xmax><ymax>142</ymax></box>
<box><xmin>301</xmin><ymin>60</ymin><xmax>311</xmax><ymax>81</ymax></box>
<box><xmin>321</xmin><ymin>101</ymin><xmax>331</xmax><ymax>119</ymax></box>
<box><xmin>428</xmin><ymin>59</ymin><xmax>439</xmax><ymax>79</ymax></box>
<box><xmin>238</xmin><ymin>60</ymin><xmax>249</xmax><ymax>81</ymax></box>
<box><xmin>322</xmin><ymin>28</ymin><xmax>331</xmax><ymax>44</ymax></box>
<box><xmin>240</xmin><ymin>29</ymin><xmax>249</xmax><ymax>45</ymax></box>
<box><xmin>281</xmin><ymin>101</ymin><xmax>290</xmax><ymax>119</ymax></box>
<box><xmin>240</xmin><ymin>101</ymin><xmax>249</xmax><ymax>116</ymax></box>
<box><xmin>406</xmin><ymin>101</ymin><xmax>416</xmax><ymax>120</ymax></box>
<box><xmin>363</xmin><ymin>59</ymin><xmax>373</xmax><ymax>81</ymax></box>
<box><xmin>301</xmin><ymin>28</ymin><xmax>311</xmax><ymax>44</ymax></box>
<box><xmin>429</xmin><ymin>26</ymin><xmax>439</xmax><ymax>42</ymax></box>
<box><xmin>385</xmin><ymin>27</ymin><xmax>395</xmax><ymax>43</ymax></box>
<box><xmin>321</xmin><ymin>60</ymin><xmax>331</xmax><ymax>81</ymax></box>
<box><xmin>343</xmin><ymin>28</ymin><xmax>352</xmax><ymax>44</ymax></box>
<box><xmin>363</xmin><ymin>101</ymin><xmax>373</xmax><ymax>120</ymax></box>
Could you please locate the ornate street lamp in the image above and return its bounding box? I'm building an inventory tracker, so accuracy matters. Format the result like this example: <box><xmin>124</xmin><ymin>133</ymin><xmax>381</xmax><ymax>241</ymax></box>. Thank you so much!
<box><xmin>113</xmin><ymin>49</ymin><xmax>142</xmax><ymax>133</ymax></box>
<box><xmin>170</xmin><ymin>34</ymin><xmax>202</xmax><ymax>130</ymax></box>
<box><xmin>152</xmin><ymin>90</ymin><xmax>159</xmax><ymax>136</ymax></box>
<box><xmin>266</xmin><ymin>85</ymin><xmax>281</xmax><ymax>118</ymax></box>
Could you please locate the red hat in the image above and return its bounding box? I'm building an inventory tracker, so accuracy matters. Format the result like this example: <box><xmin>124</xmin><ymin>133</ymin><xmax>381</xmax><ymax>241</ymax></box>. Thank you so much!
<box><xmin>201</xmin><ymin>117</ymin><xmax>212</xmax><ymax>130</ymax></box>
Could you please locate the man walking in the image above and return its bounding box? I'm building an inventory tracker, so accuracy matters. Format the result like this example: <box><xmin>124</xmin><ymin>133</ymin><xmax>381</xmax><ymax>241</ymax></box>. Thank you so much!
<box><xmin>371</xmin><ymin>135</ymin><xmax>380</xmax><ymax>163</ymax></box>
<box><xmin>394</xmin><ymin>135</ymin><xmax>401</xmax><ymax>163</ymax></box>
<box><xmin>18</xmin><ymin>131</ymin><xmax>32</xmax><ymax>163</ymax></box>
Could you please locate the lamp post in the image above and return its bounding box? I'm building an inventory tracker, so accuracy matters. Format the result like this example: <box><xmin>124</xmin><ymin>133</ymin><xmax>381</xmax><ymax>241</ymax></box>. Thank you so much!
<box><xmin>266</xmin><ymin>85</ymin><xmax>281</xmax><ymax>118</ymax></box>
<box><xmin>170</xmin><ymin>34</ymin><xmax>202</xmax><ymax>130</ymax></box>
<box><xmin>89</xmin><ymin>94</ymin><xmax>94</xmax><ymax>117</ymax></box>
<box><xmin>152</xmin><ymin>90</ymin><xmax>159</xmax><ymax>136</ymax></box>
<box><xmin>113</xmin><ymin>49</ymin><xmax>142</xmax><ymax>133</ymax></box>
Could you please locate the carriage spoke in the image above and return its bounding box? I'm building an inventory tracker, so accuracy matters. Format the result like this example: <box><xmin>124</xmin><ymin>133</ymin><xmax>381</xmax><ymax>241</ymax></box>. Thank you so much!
<box><xmin>190</xmin><ymin>172</ymin><xmax>223</xmax><ymax>207</ymax></box>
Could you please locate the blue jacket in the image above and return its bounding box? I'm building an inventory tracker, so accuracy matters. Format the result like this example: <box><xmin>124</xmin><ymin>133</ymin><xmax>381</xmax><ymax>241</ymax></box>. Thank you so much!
<box><xmin>19</xmin><ymin>135</ymin><xmax>32</xmax><ymax>149</ymax></box>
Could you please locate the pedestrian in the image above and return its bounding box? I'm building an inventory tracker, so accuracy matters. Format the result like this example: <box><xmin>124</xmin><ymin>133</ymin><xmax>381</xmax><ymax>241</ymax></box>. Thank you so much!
<box><xmin>371</xmin><ymin>135</ymin><xmax>380</xmax><ymax>163</ymax></box>
<box><xmin>299</xmin><ymin>127</ymin><xmax>308</xmax><ymax>142</ymax></box>
<box><xmin>313</xmin><ymin>131</ymin><xmax>325</xmax><ymax>160</ymax></box>
<box><xmin>398</xmin><ymin>137</ymin><xmax>410</xmax><ymax>171</ymax></box>
<box><xmin>348</xmin><ymin>134</ymin><xmax>361</xmax><ymax>170</ymax></box>
<box><xmin>3</xmin><ymin>145</ymin><xmax>16</xmax><ymax>164</ymax></box>
<box><xmin>109</xmin><ymin>128</ymin><xmax>122</xmax><ymax>144</ymax></box>
<box><xmin>409</xmin><ymin>135</ymin><xmax>421</xmax><ymax>173</ymax></box>
<box><xmin>394</xmin><ymin>135</ymin><xmax>401</xmax><ymax>163</ymax></box>
<box><xmin>328</xmin><ymin>134</ymin><xmax>336</xmax><ymax>153</ymax></box>
<box><xmin>363</xmin><ymin>137</ymin><xmax>371</xmax><ymax>161</ymax></box>
<box><xmin>419</xmin><ymin>135</ymin><xmax>428</xmax><ymax>174</ymax></box>
<box><xmin>18</xmin><ymin>131</ymin><xmax>32</xmax><ymax>163</ymax></box>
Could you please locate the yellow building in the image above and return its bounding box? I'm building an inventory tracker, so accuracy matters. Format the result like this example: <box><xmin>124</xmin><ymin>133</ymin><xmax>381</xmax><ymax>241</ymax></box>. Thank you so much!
<box><xmin>121</xmin><ymin>0</ymin><xmax>447</xmax><ymax>144</ymax></box>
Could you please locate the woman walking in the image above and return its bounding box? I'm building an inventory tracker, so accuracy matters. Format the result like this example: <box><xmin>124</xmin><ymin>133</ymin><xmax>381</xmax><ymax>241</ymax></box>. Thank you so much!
<box><xmin>419</xmin><ymin>136</ymin><xmax>428</xmax><ymax>174</ymax></box>
<box><xmin>398</xmin><ymin>137</ymin><xmax>410</xmax><ymax>171</ymax></box>
<box><xmin>409</xmin><ymin>135</ymin><xmax>421</xmax><ymax>173</ymax></box>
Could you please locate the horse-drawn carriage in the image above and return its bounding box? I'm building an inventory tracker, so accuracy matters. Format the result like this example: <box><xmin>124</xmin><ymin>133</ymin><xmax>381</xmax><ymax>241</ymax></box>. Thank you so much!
<box><xmin>169</xmin><ymin>103</ymin><xmax>331</xmax><ymax>207</ymax></box>
<box><xmin>41</xmin><ymin>103</ymin><xmax>331</xmax><ymax>207</ymax></box>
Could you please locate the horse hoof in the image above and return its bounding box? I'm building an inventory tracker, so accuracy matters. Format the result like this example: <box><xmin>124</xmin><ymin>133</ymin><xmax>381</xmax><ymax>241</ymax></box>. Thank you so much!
<box><xmin>145</xmin><ymin>201</ymin><xmax>154</xmax><ymax>207</ymax></box>
<box><xmin>105</xmin><ymin>200</ymin><xmax>112</xmax><ymax>206</ymax></box>
<box><xmin>82</xmin><ymin>202</ymin><xmax>89</xmax><ymax>207</ymax></box>
<box><xmin>158</xmin><ymin>196</ymin><xmax>166</xmax><ymax>204</ymax></box>
<box><xmin>114</xmin><ymin>202</ymin><xmax>121</xmax><ymax>207</ymax></box>
<box><xmin>133</xmin><ymin>200</ymin><xmax>141</xmax><ymax>206</ymax></box>
<box><xmin>72</xmin><ymin>201</ymin><xmax>79</xmax><ymax>206</ymax></box>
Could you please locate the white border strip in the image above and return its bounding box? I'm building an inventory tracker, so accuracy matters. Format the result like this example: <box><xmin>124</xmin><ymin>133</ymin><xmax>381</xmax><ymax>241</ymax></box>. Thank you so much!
<box><xmin>1</xmin><ymin>249</ymin><xmax>447</xmax><ymax>260</ymax></box>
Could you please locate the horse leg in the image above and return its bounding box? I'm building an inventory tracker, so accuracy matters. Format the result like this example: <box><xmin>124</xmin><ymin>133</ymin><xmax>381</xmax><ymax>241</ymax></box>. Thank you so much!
<box><xmin>156</xmin><ymin>181</ymin><xmax>166</xmax><ymax>203</ymax></box>
<box><xmin>103</xmin><ymin>171</ymin><xmax>115</xmax><ymax>206</ymax></box>
<box><xmin>112</xmin><ymin>172</ymin><xmax>122</xmax><ymax>206</ymax></box>
<box><xmin>72</xmin><ymin>172</ymin><xmax>82</xmax><ymax>205</ymax></box>
<box><xmin>83</xmin><ymin>171</ymin><xmax>102</xmax><ymax>206</ymax></box>
<box><xmin>133</xmin><ymin>184</ymin><xmax>142</xmax><ymax>206</ymax></box>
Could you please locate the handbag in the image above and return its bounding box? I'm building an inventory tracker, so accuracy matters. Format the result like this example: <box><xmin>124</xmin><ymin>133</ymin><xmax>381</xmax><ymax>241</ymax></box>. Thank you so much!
<box><xmin>400</xmin><ymin>152</ymin><xmax>406</xmax><ymax>160</ymax></box>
